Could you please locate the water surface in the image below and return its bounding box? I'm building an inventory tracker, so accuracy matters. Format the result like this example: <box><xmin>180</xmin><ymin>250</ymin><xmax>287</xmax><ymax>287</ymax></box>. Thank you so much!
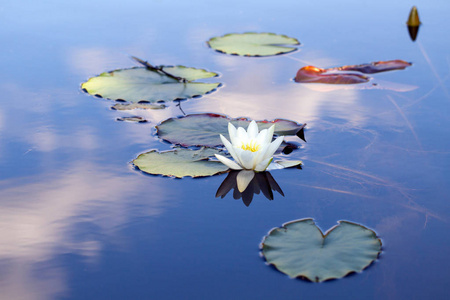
<box><xmin>1</xmin><ymin>0</ymin><xmax>449</xmax><ymax>299</ymax></box>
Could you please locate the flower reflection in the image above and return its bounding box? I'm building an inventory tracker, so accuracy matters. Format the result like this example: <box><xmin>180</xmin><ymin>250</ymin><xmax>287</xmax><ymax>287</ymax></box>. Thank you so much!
<box><xmin>216</xmin><ymin>170</ymin><xmax>284</xmax><ymax>206</ymax></box>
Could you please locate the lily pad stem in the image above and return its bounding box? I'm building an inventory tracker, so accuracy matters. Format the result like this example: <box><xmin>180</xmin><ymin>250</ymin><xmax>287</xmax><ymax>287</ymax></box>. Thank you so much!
<box><xmin>132</xmin><ymin>56</ymin><xmax>187</xmax><ymax>82</ymax></box>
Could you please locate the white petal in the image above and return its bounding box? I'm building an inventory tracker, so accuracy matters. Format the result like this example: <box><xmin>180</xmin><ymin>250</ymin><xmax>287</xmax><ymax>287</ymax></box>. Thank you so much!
<box><xmin>247</xmin><ymin>120</ymin><xmax>258</xmax><ymax>138</ymax></box>
<box><xmin>228</xmin><ymin>123</ymin><xmax>238</xmax><ymax>145</ymax></box>
<box><xmin>237</xmin><ymin>127</ymin><xmax>248</xmax><ymax>141</ymax></box>
<box><xmin>220</xmin><ymin>134</ymin><xmax>232</xmax><ymax>152</ymax></box>
<box><xmin>220</xmin><ymin>134</ymin><xmax>243</xmax><ymax>166</ymax></box>
<box><xmin>236</xmin><ymin>170</ymin><xmax>255</xmax><ymax>192</ymax></box>
<box><xmin>215</xmin><ymin>154</ymin><xmax>243</xmax><ymax>170</ymax></box>
<box><xmin>253</xmin><ymin>143</ymin><xmax>269</xmax><ymax>167</ymax></box>
<box><xmin>255</xmin><ymin>157</ymin><xmax>273</xmax><ymax>172</ymax></box>
<box><xmin>265</xmin><ymin>136</ymin><xmax>284</xmax><ymax>159</ymax></box>
<box><xmin>256</xmin><ymin>129</ymin><xmax>268</xmax><ymax>145</ymax></box>
<box><xmin>264</xmin><ymin>124</ymin><xmax>275</xmax><ymax>144</ymax></box>
<box><xmin>235</xmin><ymin>148</ymin><xmax>255</xmax><ymax>170</ymax></box>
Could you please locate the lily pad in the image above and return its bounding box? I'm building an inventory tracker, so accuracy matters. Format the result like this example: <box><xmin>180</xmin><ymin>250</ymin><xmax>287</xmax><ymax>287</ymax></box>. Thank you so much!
<box><xmin>116</xmin><ymin>116</ymin><xmax>147</xmax><ymax>123</ymax></box>
<box><xmin>133</xmin><ymin>147</ymin><xmax>229</xmax><ymax>178</ymax></box>
<box><xmin>156</xmin><ymin>114</ymin><xmax>305</xmax><ymax>147</ymax></box>
<box><xmin>267</xmin><ymin>160</ymin><xmax>302</xmax><ymax>170</ymax></box>
<box><xmin>331</xmin><ymin>60</ymin><xmax>412</xmax><ymax>74</ymax></box>
<box><xmin>261</xmin><ymin>219</ymin><xmax>381</xmax><ymax>282</ymax></box>
<box><xmin>207</xmin><ymin>33</ymin><xmax>300</xmax><ymax>57</ymax></box>
<box><xmin>295</xmin><ymin>66</ymin><xmax>370</xmax><ymax>84</ymax></box>
<box><xmin>81</xmin><ymin>66</ymin><xmax>220</xmax><ymax>103</ymax></box>
<box><xmin>112</xmin><ymin>103</ymin><xmax>166</xmax><ymax>110</ymax></box>
<box><xmin>295</xmin><ymin>60</ymin><xmax>412</xmax><ymax>84</ymax></box>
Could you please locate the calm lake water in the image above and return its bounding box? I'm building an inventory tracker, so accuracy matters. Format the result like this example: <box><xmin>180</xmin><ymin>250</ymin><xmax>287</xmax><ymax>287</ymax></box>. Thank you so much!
<box><xmin>1</xmin><ymin>0</ymin><xmax>449</xmax><ymax>299</ymax></box>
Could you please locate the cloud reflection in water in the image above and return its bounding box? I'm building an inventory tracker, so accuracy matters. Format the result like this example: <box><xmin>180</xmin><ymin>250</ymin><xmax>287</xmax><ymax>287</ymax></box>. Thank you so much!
<box><xmin>0</xmin><ymin>163</ymin><xmax>169</xmax><ymax>300</ymax></box>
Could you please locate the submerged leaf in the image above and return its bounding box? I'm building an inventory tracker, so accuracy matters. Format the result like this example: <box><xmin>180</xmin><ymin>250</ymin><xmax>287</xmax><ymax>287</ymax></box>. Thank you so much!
<box><xmin>261</xmin><ymin>219</ymin><xmax>382</xmax><ymax>282</ymax></box>
<box><xmin>207</xmin><ymin>32</ymin><xmax>300</xmax><ymax>57</ymax></box>
<box><xmin>156</xmin><ymin>114</ymin><xmax>306</xmax><ymax>147</ymax></box>
<box><xmin>82</xmin><ymin>66</ymin><xmax>220</xmax><ymax>104</ymax></box>
<box><xmin>133</xmin><ymin>147</ymin><xmax>228</xmax><ymax>178</ymax></box>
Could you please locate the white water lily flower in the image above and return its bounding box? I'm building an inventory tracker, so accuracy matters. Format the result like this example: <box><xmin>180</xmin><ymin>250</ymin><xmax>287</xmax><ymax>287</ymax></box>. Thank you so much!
<box><xmin>215</xmin><ymin>121</ymin><xmax>284</xmax><ymax>192</ymax></box>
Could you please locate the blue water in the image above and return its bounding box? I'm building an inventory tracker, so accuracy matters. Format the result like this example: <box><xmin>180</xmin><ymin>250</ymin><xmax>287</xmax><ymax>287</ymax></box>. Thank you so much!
<box><xmin>1</xmin><ymin>0</ymin><xmax>449</xmax><ymax>299</ymax></box>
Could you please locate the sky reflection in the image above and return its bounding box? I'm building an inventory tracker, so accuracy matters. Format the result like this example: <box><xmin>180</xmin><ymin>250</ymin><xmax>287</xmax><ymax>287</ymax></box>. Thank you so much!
<box><xmin>0</xmin><ymin>163</ymin><xmax>171</xmax><ymax>300</ymax></box>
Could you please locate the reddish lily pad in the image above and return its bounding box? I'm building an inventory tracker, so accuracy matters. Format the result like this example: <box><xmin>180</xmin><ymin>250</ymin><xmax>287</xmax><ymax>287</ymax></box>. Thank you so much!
<box><xmin>295</xmin><ymin>60</ymin><xmax>412</xmax><ymax>84</ymax></box>
<box><xmin>331</xmin><ymin>60</ymin><xmax>412</xmax><ymax>74</ymax></box>
<box><xmin>295</xmin><ymin>66</ymin><xmax>369</xmax><ymax>84</ymax></box>
<box><xmin>156</xmin><ymin>114</ymin><xmax>306</xmax><ymax>147</ymax></box>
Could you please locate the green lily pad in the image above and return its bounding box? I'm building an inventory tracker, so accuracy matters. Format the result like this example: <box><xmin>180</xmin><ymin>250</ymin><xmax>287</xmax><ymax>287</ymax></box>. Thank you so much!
<box><xmin>116</xmin><ymin>116</ymin><xmax>147</xmax><ymax>123</ymax></box>
<box><xmin>261</xmin><ymin>219</ymin><xmax>381</xmax><ymax>282</ymax></box>
<box><xmin>81</xmin><ymin>66</ymin><xmax>220</xmax><ymax>104</ymax></box>
<box><xmin>156</xmin><ymin>114</ymin><xmax>305</xmax><ymax>147</ymax></box>
<box><xmin>112</xmin><ymin>103</ymin><xmax>166</xmax><ymax>110</ymax></box>
<box><xmin>207</xmin><ymin>33</ymin><xmax>300</xmax><ymax>57</ymax></box>
<box><xmin>133</xmin><ymin>147</ymin><xmax>229</xmax><ymax>178</ymax></box>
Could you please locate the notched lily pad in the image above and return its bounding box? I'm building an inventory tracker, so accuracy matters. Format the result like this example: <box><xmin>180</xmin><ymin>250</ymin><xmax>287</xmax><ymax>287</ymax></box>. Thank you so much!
<box><xmin>133</xmin><ymin>147</ymin><xmax>229</xmax><ymax>178</ymax></box>
<box><xmin>261</xmin><ymin>219</ymin><xmax>381</xmax><ymax>282</ymax></box>
<box><xmin>207</xmin><ymin>32</ymin><xmax>300</xmax><ymax>57</ymax></box>
<box><xmin>156</xmin><ymin>114</ymin><xmax>306</xmax><ymax>147</ymax></box>
<box><xmin>81</xmin><ymin>59</ymin><xmax>220</xmax><ymax>104</ymax></box>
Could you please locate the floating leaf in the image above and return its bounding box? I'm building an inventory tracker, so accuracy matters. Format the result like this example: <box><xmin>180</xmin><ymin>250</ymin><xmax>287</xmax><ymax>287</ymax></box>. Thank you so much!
<box><xmin>116</xmin><ymin>116</ymin><xmax>147</xmax><ymax>123</ymax></box>
<box><xmin>261</xmin><ymin>219</ymin><xmax>381</xmax><ymax>282</ymax></box>
<box><xmin>295</xmin><ymin>66</ymin><xmax>369</xmax><ymax>84</ymax></box>
<box><xmin>330</xmin><ymin>60</ymin><xmax>412</xmax><ymax>74</ymax></box>
<box><xmin>82</xmin><ymin>66</ymin><xmax>220</xmax><ymax>104</ymax></box>
<box><xmin>207</xmin><ymin>33</ymin><xmax>300</xmax><ymax>57</ymax></box>
<box><xmin>295</xmin><ymin>60</ymin><xmax>412</xmax><ymax>84</ymax></box>
<box><xmin>112</xmin><ymin>103</ymin><xmax>166</xmax><ymax>110</ymax></box>
<box><xmin>133</xmin><ymin>147</ymin><xmax>228</xmax><ymax>178</ymax></box>
<box><xmin>156</xmin><ymin>114</ymin><xmax>305</xmax><ymax>147</ymax></box>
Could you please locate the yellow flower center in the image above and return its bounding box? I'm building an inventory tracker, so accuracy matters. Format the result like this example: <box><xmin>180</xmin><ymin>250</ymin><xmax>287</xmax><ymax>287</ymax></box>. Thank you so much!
<box><xmin>241</xmin><ymin>140</ymin><xmax>261</xmax><ymax>152</ymax></box>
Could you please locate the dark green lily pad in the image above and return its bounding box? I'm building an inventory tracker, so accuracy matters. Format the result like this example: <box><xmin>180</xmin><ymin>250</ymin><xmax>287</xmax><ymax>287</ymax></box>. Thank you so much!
<box><xmin>82</xmin><ymin>66</ymin><xmax>220</xmax><ymax>104</ymax></box>
<box><xmin>133</xmin><ymin>147</ymin><xmax>229</xmax><ymax>178</ymax></box>
<box><xmin>116</xmin><ymin>116</ymin><xmax>147</xmax><ymax>123</ymax></box>
<box><xmin>207</xmin><ymin>33</ymin><xmax>300</xmax><ymax>57</ymax></box>
<box><xmin>261</xmin><ymin>219</ymin><xmax>381</xmax><ymax>282</ymax></box>
<box><xmin>156</xmin><ymin>114</ymin><xmax>305</xmax><ymax>147</ymax></box>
